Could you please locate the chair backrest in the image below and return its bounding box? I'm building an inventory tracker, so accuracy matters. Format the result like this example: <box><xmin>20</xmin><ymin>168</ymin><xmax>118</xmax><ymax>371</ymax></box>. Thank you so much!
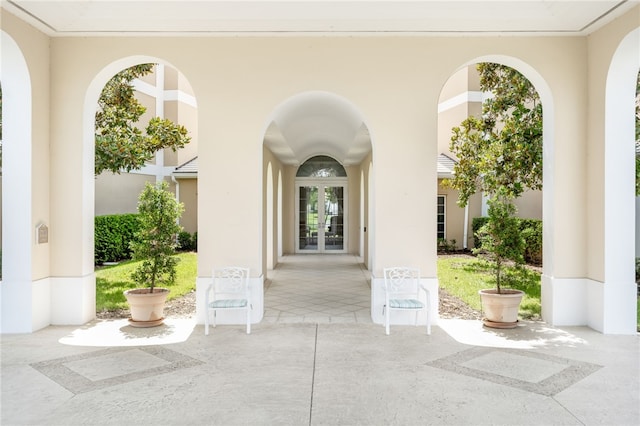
<box><xmin>212</xmin><ymin>267</ymin><xmax>250</xmax><ymax>299</ymax></box>
<box><xmin>383</xmin><ymin>267</ymin><xmax>420</xmax><ymax>297</ymax></box>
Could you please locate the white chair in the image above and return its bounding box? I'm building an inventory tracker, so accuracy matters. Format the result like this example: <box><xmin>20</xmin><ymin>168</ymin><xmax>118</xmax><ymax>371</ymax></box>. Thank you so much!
<box><xmin>205</xmin><ymin>267</ymin><xmax>252</xmax><ymax>335</ymax></box>
<box><xmin>383</xmin><ymin>267</ymin><xmax>431</xmax><ymax>335</ymax></box>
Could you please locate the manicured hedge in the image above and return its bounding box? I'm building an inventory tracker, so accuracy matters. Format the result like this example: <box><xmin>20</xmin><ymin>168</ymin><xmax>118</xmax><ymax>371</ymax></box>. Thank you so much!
<box><xmin>177</xmin><ymin>231</ymin><xmax>198</xmax><ymax>252</ymax></box>
<box><xmin>95</xmin><ymin>214</ymin><xmax>140</xmax><ymax>264</ymax></box>
<box><xmin>471</xmin><ymin>217</ymin><xmax>489</xmax><ymax>248</ymax></box>
<box><xmin>520</xmin><ymin>219</ymin><xmax>543</xmax><ymax>265</ymax></box>
<box><xmin>472</xmin><ymin>216</ymin><xmax>542</xmax><ymax>265</ymax></box>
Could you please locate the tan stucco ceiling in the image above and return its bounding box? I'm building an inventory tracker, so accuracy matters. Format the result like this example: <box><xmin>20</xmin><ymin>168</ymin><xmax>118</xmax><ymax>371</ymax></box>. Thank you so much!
<box><xmin>4</xmin><ymin>1</ymin><xmax>636</xmax><ymax>166</ymax></box>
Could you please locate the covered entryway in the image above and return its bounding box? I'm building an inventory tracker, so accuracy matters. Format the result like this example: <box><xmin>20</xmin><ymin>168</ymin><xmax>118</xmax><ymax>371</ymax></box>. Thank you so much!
<box><xmin>262</xmin><ymin>91</ymin><xmax>372</xmax><ymax>318</ymax></box>
<box><xmin>263</xmin><ymin>91</ymin><xmax>372</xmax><ymax>260</ymax></box>
<box><xmin>264</xmin><ymin>254</ymin><xmax>371</xmax><ymax>323</ymax></box>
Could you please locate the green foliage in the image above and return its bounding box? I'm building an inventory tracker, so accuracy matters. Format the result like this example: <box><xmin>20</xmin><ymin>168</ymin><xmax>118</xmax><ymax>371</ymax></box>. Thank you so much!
<box><xmin>473</xmin><ymin>191</ymin><xmax>525</xmax><ymax>293</ymax></box>
<box><xmin>0</xmin><ymin>84</ymin><xmax>2</xmax><ymax>139</ymax></box>
<box><xmin>520</xmin><ymin>219</ymin><xmax>543</xmax><ymax>264</ymax></box>
<box><xmin>96</xmin><ymin>252</ymin><xmax>196</xmax><ymax>311</ymax></box>
<box><xmin>636</xmin><ymin>155</ymin><xmax>640</xmax><ymax>196</ymax></box>
<box><xmin>443</xmin><ymin>63</ymin><xmax>542</xmax><ymax>207</ymax></box>
<box><xmin>437</xmin><ymin>238</ymin><xmax>457</xmax><ymax>253</ymax></box>
<box><xmin>472</xmin><ymin>217</ymin><xmax>489</xmax><ymax>248</ymax></box>
<box><xmin>473</xmin><ymin>216</ymin><xmax>542</xmax><ymax>264</ymax></box>
<box><xmin>94</xmin><ymin>214</ymin><xmax>141</xmax><ymax>264</ymax></box>
<box><xmin>177</xmin><ymin>231</ymin><xmax>197</xmax><ymax>252</ymax></box>
<box><xmin>635</xmin><ymin>71</ymin><xmax>639</xmax><ymax>195</ymax></box>
<box><xmin>636</xmin><ymin>71</ymin><xmax>640</xmax><ymax>144</ymax></box>
<box><xmin>129</xmin><ymin>181</ymin><xmax>184</xmax><ymax>292</ymax></box>
<box><xmin>437</xmin><ymin>256</ymin><xmax>541</xmax><ymax>319</ymax></box>
<box><xmin>95</xmin><ymin>64</ymin><xmax>191</xmax><ymax>175</ymax></box>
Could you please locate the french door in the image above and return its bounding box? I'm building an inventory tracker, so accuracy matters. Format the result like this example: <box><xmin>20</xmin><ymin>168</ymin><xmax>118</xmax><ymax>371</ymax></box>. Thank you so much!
<box><xmin>296</xmin><ymin>181</ymin><xmax>347</xmax><ymax>253</ymax></box>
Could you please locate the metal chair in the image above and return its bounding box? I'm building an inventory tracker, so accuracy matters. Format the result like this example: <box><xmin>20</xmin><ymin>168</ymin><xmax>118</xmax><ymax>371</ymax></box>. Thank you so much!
<box><xmin>205</xmin><ymin>267</ymin><xmax>252</xmax><ymax>335</ymax></box>
<box><xmin>382</xmin><ymin>267</ymin><xmax>431</xmax><ymax>335</ymax></box>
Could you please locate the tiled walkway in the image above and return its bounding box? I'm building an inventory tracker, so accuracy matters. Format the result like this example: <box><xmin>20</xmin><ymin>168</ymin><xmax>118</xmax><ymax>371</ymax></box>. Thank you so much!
<box><xmin>263</xmin><ymin>254</ymin><xmax>372</xmax><ymax>324</ymax></box>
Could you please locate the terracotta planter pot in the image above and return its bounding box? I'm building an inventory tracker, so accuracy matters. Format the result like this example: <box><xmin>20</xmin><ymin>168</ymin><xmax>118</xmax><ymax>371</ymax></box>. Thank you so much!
<box><xmin>123</xmin><ymin>288</ymin><xmax>170</xmax><ymax>327</ymax></box>
<box><xmin>478</xmin><ymin>289</ymin><xmax>524</xmax><ymax>329</ymax></box>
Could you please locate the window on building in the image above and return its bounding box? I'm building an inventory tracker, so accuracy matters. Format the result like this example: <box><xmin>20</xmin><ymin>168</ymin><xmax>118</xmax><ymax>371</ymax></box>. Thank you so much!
<box><xmin>437</xmin><ymin>195</ymin><xmax>446</xmax><ymax>240</ymax></box>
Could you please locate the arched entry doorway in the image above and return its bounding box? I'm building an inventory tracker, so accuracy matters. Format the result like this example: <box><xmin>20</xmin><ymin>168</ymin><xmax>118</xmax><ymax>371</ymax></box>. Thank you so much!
<box><xmin>261</xmin><ymin>91</ymin><xmax>373</xmax><ymax>321</ymax></box>
<box><xmin>262</xmin><ymin>91</ymin><xmax>372</xmax><ymax>259</ymax></box>
<box><xmin>296</xmin><ymin>156</ymin><xmax>347</xmax><ymax>253</ymax></box>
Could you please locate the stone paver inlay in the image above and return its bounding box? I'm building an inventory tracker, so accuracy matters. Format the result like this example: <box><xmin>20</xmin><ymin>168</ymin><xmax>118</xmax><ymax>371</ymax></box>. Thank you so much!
<box><xmin>427</xmin><ymin>347</ymin><xmax>602</xmax><ymax>396</ymax></box>
<box><xmin>30</xmin><ymin>346</ymin><xmax>202</xmax><ymax>394</ymax></box>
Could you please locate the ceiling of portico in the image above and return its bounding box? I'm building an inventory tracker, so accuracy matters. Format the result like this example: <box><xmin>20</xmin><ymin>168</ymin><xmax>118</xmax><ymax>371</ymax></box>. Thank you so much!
<box><xmin>4</xmin><ymin>1</ymin><xmax>637</xmax><ymax>37</ymax></box>
<box><xmin>264</xmin><ymin>92</ymin><xmax>371</xmax><ymax>167</ymax></box>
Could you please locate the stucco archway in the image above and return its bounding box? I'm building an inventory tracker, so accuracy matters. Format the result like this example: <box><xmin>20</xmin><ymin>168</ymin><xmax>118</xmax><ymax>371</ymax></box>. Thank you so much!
<box><xmin>81</xmin><ymin>57</ymin><xmax>198</xmax><ymax>323</ymax></box>
<box><xmin>437</xmin><ymin>55</ymin><xmax>555</xmax><ymax>324</ymax></box>
<box><xmin>0</xmin><ymin>31</ymin><xmax>37</xmax><ymax>333</ymax></box>
<box><xmin>262</xmin><ymin>90</ymin><xmax>373</xmax><ymax>260</ymax></box>
<box><xmin>601</xmin><ymin>27</ymin><xmax>639</xmax><ymax>334</ymax></box>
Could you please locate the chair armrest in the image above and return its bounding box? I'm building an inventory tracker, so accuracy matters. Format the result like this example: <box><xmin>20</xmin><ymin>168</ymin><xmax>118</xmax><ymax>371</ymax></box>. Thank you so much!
<box><xmin>205</xmin><ymin>282</ymin><xmax>215</xmax><ymax>305</ymax></box>
<box><xmin>419</xmin><ymin>284</ymin><xmax>431</xmax><ymax>305</ymax></box>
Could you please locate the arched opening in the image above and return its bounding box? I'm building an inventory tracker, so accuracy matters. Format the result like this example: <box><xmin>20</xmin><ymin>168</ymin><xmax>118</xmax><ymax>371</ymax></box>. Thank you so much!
<box><xmin>436</xmin><ymin>58</ymin><xmax>550</xmax><ymax>322</ymax></box>
<box><xmin>277</xmin><ymin>170</ymin><xmax>283</xmax><ymax>259</ymax></box>
<box><xmin>360</xmin><ymin>170</ymin><xmax>365</xmax><ymax>258</ymax></box>
<box><xmin>367</xmin><ymin>161</ymin><xmax>374</xmax><ymax>270</ymax></box>
<box><xmin>87</xmin><ymin>58</ymin><xmax>198</xmax><ymax>320</ymax></box>
<box><xmin>261</xmin><ymin>91</ymin><xmax>373</xmax><ymax>322</ymax></box>
<box><xmin>0</xmin><ymin>31</ymin><xmax>36</xmax><ymax>332</ymax></box>
<box><xmin>266</xmin><ymin>162</ymin><xmax>275</xmax><ymax>269</ymax></box>
<box><xmin>262</xmin><ymin>90</ymin><xmax>372</xmax><ymax>258</ymax></box>
<box><xmin>602</xmin><ymin>27</ymin><xmax>639</xmax><ymax>334</ymax></box>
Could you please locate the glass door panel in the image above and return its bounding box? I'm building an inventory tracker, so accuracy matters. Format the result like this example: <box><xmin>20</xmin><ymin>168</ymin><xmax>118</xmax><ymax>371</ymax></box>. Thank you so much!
<box><xmin>299</xmin><ymin>186</ymin><xmax>318</xmax><ymax>250</ymax></box>
<box><xmin>324</xmin><ymin>186</ymin><xmax>344</xmax><ymax>250</ymax></box>
<box><xmin>296</xmin><ymin>182</ymin><xmax>346</xmax><ymax>253</ymax></box>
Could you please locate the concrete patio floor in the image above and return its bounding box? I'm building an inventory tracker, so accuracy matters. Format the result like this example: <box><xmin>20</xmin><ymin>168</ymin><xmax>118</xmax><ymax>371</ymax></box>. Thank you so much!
<box><xmin>2</xmin><ymin>319</ymin><xmax>638</xmax><ymax>425</ymax></box>
<box><xmin>2</xmin><ymin>254</ymin><xmax>639</xmax><ymax>425</ymax></box>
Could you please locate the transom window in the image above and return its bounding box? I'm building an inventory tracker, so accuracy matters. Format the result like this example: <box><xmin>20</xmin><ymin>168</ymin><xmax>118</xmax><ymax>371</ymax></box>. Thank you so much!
<box><xmin>296</xmin><ymin>155</ymin><xmax>347</xmax><ymax>178</ymax></box>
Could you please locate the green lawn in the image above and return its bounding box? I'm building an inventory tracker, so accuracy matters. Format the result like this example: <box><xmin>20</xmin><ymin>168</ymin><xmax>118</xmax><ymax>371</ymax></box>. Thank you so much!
<box><xmin>96</xmin><ymin>252</ymin><xmax>197</xmax><ymax>311</ymax></box>
<box><xmin>439</xmin><ymin>255</ymin><xmax>640</xmax><ymax>329</ymax></box>
<box><xmin>437</xmin><ymin>255</ymin><xmax>542</xmax><ymax>320</ymax></box>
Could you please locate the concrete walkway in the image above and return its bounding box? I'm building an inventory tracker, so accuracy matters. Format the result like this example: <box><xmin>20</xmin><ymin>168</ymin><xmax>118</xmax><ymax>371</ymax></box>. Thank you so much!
<box><xmin>2</xmin><ymin>254</ymin><xmax>639</xmax><ymax>425</ymax></box>
<box><xmin>2</xmin><ymin>319</ymin><xmax>638</xmax><ymax>425</ymax></box>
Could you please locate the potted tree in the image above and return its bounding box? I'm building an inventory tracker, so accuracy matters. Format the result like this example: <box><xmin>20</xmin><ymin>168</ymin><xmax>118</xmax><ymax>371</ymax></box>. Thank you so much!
<box><xmin>474</xmin><ymin>190</ymin><xmax>526</xmax><ymax>329</ymax></box>
<box><xmin>124</xmin><ymin>181</ymin><xmax>184</xmax><ymax>327</ymax></box>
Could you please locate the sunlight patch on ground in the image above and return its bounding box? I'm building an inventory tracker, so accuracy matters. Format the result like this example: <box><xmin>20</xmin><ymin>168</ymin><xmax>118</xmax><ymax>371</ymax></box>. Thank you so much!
<box><xmin>58</xmin><ymin>318</ymin><xmax>197</xmax><ymax>347</ymax></box>
<box><xmin>438</xmin><ymin>319</ymin><xmax>588</xmax><ymax>349</ymax></box>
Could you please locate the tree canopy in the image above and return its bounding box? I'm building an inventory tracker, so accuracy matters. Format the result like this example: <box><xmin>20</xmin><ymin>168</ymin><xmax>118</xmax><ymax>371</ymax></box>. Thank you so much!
<box><xmin>95</xmin><ymin>64</ymin><xmax>191</xmax><ymax>175</ymax></box>
<box><xmin>635</xmin><ymin>71</ymin><xmax>640</xmax><ymax>195</ymax></box>
<box><xmin>1</xmin><ymin>85</ymin><xmax>3</xmax><ymax>168</ymax></box>
<box><xmin>443</xmin><ymin>63</ymin><xmax>543</xmax><ymax>206</ymax></box>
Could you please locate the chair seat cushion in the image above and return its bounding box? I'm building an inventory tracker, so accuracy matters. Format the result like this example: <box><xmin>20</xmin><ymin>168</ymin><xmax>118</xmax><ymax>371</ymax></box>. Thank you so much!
<box><xmin>389</xmin><ymin>299</ymin><xmax>424</xmax><ymax>309</ymax></box>
<box><xmin>210</xmin><ymin>299</ymin><xmax>248</xmax><ymax>309</ymax></box>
